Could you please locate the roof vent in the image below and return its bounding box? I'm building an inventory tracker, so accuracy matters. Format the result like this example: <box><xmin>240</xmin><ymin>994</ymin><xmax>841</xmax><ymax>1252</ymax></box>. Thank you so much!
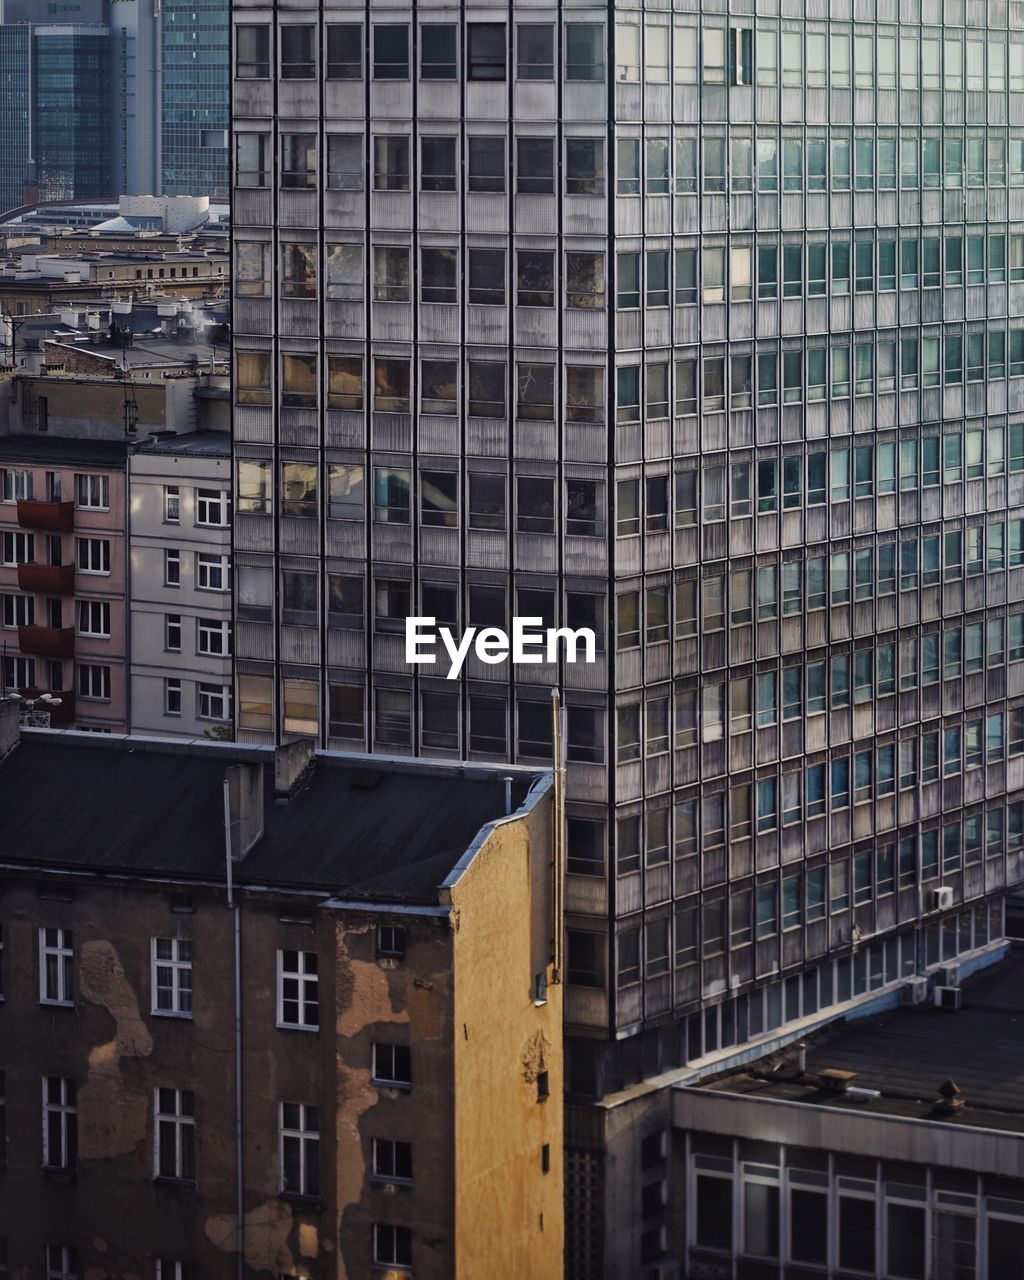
<box><xmin>819</xmin><ymin>1068</ymin><xmax>858</xmax><ymax>1095</ymax></box>
<box><xmin>935</xmin><ymin>1078</ymin><xmax>965</xmax><ymax>1114</ymax></box>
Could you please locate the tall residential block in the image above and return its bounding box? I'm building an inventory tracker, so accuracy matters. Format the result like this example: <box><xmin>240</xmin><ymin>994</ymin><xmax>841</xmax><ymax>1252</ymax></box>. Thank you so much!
<box><xmin>230</xmin><ymin>4</ymin><xmax>1024</xmax><ymax>1271</ymax></box>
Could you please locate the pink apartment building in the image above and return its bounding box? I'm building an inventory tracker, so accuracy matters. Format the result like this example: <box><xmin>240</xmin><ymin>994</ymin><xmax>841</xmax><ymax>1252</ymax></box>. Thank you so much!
<box><xmin>0</xmin><ymin>437</ymin><xmax>128</xmax><ymax>732</ymax></box>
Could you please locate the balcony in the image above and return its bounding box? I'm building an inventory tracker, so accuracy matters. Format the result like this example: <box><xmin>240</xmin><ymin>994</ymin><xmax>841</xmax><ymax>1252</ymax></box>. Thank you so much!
<box><xmin>16</xmin><ymin>499</ymin><xmax>74</xmax><ymax>532</ymax></box>
<box><xmin>18</xmin><ymin>625</ymin><xmax>75</xmax><ymax>658</ymax></box>
<box><xmin>17</xmin><ymin>563</ymin><xmax>75</xmax><ymax>594</ymax></box>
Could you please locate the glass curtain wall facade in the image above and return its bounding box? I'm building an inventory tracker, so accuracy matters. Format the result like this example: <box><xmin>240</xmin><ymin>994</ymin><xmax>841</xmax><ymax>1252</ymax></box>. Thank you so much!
<box><xmin>0</xmin><ymin>24</ymin><xmax>30</xmax><ymax>214</ymax></box>
<box><xmin>161</xmin><ymin>0</ymin><xmax>229</xmax><ymax>196</ymax></box>
<box><xmin>34</xmin><ymin>26</ymin><xmax>111</xmax><ymax>202</ymax></box>
<box><xmin>231</xmin><ymin>0</ymin><xmax>1024</xmax><ymax>1266</ymax></box>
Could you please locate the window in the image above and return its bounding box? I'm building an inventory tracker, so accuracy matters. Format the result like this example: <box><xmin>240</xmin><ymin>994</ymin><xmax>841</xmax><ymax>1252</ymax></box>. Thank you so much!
<box><xmin>326</xmin><ymin>357</ymin><xmax>363</xmax><ymax>412</ymax></box>
<box><xmin>326</xmin><ymin>24</ymin><xmax>362</xmax><ymax>78</ymax></box>
<box><xmin>281</xmin><ymin>25</ymin><xmax>315</xmax><ymax>78</ymax></box>
<box><xmin>77</xmin><ymin>664</ymin><xmax>110</xmax><ymax>701</ymax></box>
<box><xmin>197</xmin><ymin>619</ymin><xmax>232</xmax><ymax>657</ymax></box>
<box><xmin>373</xmin><ymin>1042</ymin><xmax>412</xmax><ymax>1087</ymax></box>
<box><xmin>281</xmin><ymin>242</ymin><xmax>316</xmax><ymax>298</ymax></box>
<box><xmin>198</xmin><ymin>684</ymin><xmax>230</xmax><ymax>722</ymax></box>
<box><xmin>567</xmin><ymin>930</ymin><xmax>605</xmax><ymax>987</ymax></box>
<box><xmin>281</xmin><ymin>354</ymin><xmax>316</xmax><ymax>407</ymax></box>
<box><xmin>468</xmin><ymin>23</ymin><xmax>506</xmax><ymax>79</ymax></box>
<box><xmin>421</xmin><ymin>136</ymin><xmax>456</xmax><ymax>192</ymax></box>
<box><xmin>154</xmin><ymin>1088</ymin><xmax>195</xmax><ymax>1182</ymax></box>
<box><xmin>327</xmin><ymin>684</ymin><xmax>363</xmax><ymax>741</ymax></box>
<box><xmin>566</xmin><ymin>253</ymin><xmax>605</xmax><ymax>308</ymax></box>
<box><xmin>373</xmin><ymin>1138</ymin><xmax>412</xmax><ymax>1182</ymax></box>
<box><xmin>42</xmin><ymin>1077</ymin><xmax>77</xmax><ymax>1170</ymax></box>
<box><xmin>236</xmin><ymin>132</ymin><xmax>269</xmax><ymax>187</ymax></box>
<box><xmin>468</xmin><ymin>136</ymin><xmax>506</xmax><ymax>193</ymax></box>
<box><xmin>277</xmin><ymin>950</ymin><xmax>318</xmax><ymax>1030</ymax></box>
<box><xmin>76</xmin><ymin>538</ymin><xmax>109</xmax><ymax>574</ymax></box>
<box><xmin>236</xmin><ymin>24</ymin><xmax>269</xmax><ymax>77</ymax></box>
<box><xmin>280</xmin><ymin>1103</ymin><xmax>320</xmax><ymax>1198</ymax></box>
<box><xmin>281</xmin><ymin>134</ymin><xmax>316</xmax><ymax>189</ymax></box>
<box><xmin>374</xmin><ymin>1226</ymin><xmax>413</xmax><ymax>1270</ymax></box>
<box><xmin>77</xmin><ymin>600</ymin><xmax>109</xmax><ymax>637</ymax></box>
<box><xmin>282</xmin><ymin>462</ymin><xmax>317</xmax><ymax>518</ymax></box>
<box><xmin>516</xmin><ymin>477</ymin><xmax>554</xmax><ymax>534</ymax></box>
<box><xmin>567</xmin><ymin>818</ymin><xmax>605</xmax><ymax>876</ymax></box>
<box><xmin>374</xmin><ymin>358</ymin><xmax>411</xmax><ymax>414</ymax></box>
<box><xmin>74</xmin><ymin>474</ymin><xmax>108</xmax><ymax>510</ymax></box>
<box><xmin>373</xmin><ymin>137</ymin><xmax>410</xmax><ymax>192</ymax></box>
<box><xmin>466</xmin><ymin>248</ymin><xmax>504</xmax><ymax>306</ymax></box>
<box><xmin>285</xmin><ymin>682</ymin><xmax>318</xmax><ymax>737</ymax></box>
<box><xmin>517</xmin><ymin>363</ymin><xmax>555</xmax><ymax>420</ymax></box>
<box><xmin>164</xmin><ymin>680</ymin><xmax>181</xmax><ymax>716</ymax></box>
<box><xmin>151</xmin><ymin>938</ymin><xmax>192</xmax><ymax>1017</ymax></box>
<box><xmin>566</xmin><ymin>23</ymin><xmax>604</xmax><ymax>81</ymax></box>
<box><xmin>373</xmin><ymin>24</ymin><xmax>409</xmax><ymax>78</ymax></box>
<box><xmin>517</xmin><ymin>23</ymin><xmax>553</xmax><ymax>79</ymax></box>
<box><xmin>45</xmin><ymin>1248</ymin><xmax>78</xmax><ymax>1280</ymax></box>
<box><xmin>517</xmin><ymin>138</ymin><xmax>554</xmax><ymax>195</ymax></box>
<box><xmin>236</xmin><ymin>351</ymin><xmax>271</xmax><ymax>406</ymax></box>
<box><xmin>421</xmin><ymin>24</ymin><xmax>456</xmax><ymax>79</ymax></box>
<box><xmin>517</xmin><ymin>250</ymin><xmax>554</xmax><ymax>307</ymax></box>
<box><xmin>566</xmin><ymin>139</ymin><xmax>605</xmax><ymax>195</ymax></box>
<box><xmin>328</xmin><ymin>575</ymin><xmax>362</xmax><ymax>629</ymax></box>
<box><xmin>377</xmin><ymin>925</ymin><xmax>406</xmax><ymax>959</ymax></box>
<box><xmin>325</xmin><ymin>244</ymin><xmax>362</xmax><ymax>301</ymax></box>
<box><xmin>0</xmin><ymin>531</ymin><xmax>31</xmax><ymax>566</ymax></box>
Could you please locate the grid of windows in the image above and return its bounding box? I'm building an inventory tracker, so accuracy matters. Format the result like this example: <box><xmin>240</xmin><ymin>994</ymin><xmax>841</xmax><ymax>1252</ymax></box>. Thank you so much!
<box><xmin>232</xmin><ymin>2</ymin><xmax>1024</xmax><ymax>1108</ymax></box>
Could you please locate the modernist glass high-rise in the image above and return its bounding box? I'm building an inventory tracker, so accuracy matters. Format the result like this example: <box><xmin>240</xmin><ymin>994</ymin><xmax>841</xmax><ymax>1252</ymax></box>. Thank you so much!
<box><xmin>231</xmin><ymin>3</ymin><xmax>1024</xmax><ymax>1272</ymax></box>
<box><xmin>162</xmin><ymin>0</ymin><xmax>229</xmax><ymax>196</ymax></box>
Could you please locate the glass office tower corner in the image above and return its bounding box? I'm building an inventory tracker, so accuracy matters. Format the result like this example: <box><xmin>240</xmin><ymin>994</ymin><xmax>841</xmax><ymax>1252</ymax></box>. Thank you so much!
<box><xmin>230</xmin><ymin>2</ymin><xmax>1024</xmax><ymax>1272</ymax></box>
<box><xmin>162</xmin><ymin>0</ymin><xmax>229</xmax><ymax>196</ymax></box>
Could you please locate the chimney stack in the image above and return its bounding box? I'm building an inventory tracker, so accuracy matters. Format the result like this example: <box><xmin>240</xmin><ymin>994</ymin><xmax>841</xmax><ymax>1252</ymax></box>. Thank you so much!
<box><xmin>224</xmin><ymin>763</ymin><xmax>264</xmax><ymax>861</ymax></box>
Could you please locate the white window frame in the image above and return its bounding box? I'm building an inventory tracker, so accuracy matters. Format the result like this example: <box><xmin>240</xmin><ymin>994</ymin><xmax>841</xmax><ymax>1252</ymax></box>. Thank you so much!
<box><xmin>165</xmin><ymin>549</ymin><xmax>181</xmax><ymax>587</ymax></box>
<box><xmin>77</xmin><ymin>600</ymin><xmax>110</xmax><ymax>637</ymax></box>
<box><xmin>197</xmin><ymin>683</ymin><xmax>230</xmax><ymax>721</ymax></box>
<box><xmin>75</xmin><ymin>538</ymin><xmax>110</xmax><ymax>575</ymax></box>
<box><xmin>165</xmin><ymin>679</ymin><xmax>182</xmax><ymax>716</ymax></box>
<box><xmin>1</xmin><ymin>531</ymin><xmax>33</xmax><ymax>566</ymax></box>
<box><xmin>77</xmin><ymin>664</ymin><xmax>111</xmax><ymax>701</ymax></box>
<box><xmin>39</xmin><ymin>927</ymin><xmax>74</xmax><ymax>1005</ymax></box>
<box><xmin>164</xmin><ymin>486</ymin><xmax>180</xmax><ymax>524</ymax></box>
<box><xmin>279</xmin><ymin>1101</ymin><xmax>320</xmax><ymax>1197</ymax></box>
<box><xmin>2</xmin><ymin>593</ymin><xmax>33</xmax><ymax>627</ymax></box>
<box><xmin>196</xmin><ymin>554</ymin><xmax>230</xmax><ymax>592</ymax></box>
<box><xmin>153</xmin><ymin>1087</ymin><xmax>195</xmax><ymax>1182</ymax></box>
<box><xmin>75</xmin><ymin>474</ymin><xmax>109</xmax><ymax>510</ymax></box>
<box><xmin>197</xmin><ymin>618</ymin><xmax>232</xmax><ymax>657</ymax></box>
<box><xmin>165</xmin><ymin>614</ymin><xmax>181</xmax><ymax>652</ymax></box>
<box><xmin>1</xmin><ymin>468</ymin><xmax>32</xmax><ymax>502</ymax></box>
<box><xmin>45</xmin><ymin>1246</ymin><xmax>78</xmax><ymax>1280</ymax></box>
<box><xmin>151</xmin><ymin>937</ymin><xmax>193</xmax><ymax>1017</ymax></box>
<box><xmin>42</xmin><ymin>1076</ymin><xmax>77</xmax><ymax>1169</ymax></box>
<box><xmin>277</xmin><ymin>949</ymin><xmax>319</xmax><ymax>1030</ymax></box>
<box><xmin>195</xmin><ymin>487</ymin><xmax>229</xmax><ymax>527</ymax></box>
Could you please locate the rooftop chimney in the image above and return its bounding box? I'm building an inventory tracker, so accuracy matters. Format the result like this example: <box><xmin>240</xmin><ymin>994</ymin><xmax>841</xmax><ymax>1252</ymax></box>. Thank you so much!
<box><xmin>274</xmin><ymin>738</ymin><xmax>315</xmax><ymax>801</ymax></box>
<box><xmin>935</xmin><ymin>1078</ymin><xmax>966</xmax><ymax>1114</ymax></box>
<box><xmin>818</xmin><ymin>1068</ymin><xmax>858</xmax><ymax>1095</ymax></box>
<box><xmin>224</xmin><ymin>763</ymin><xmax>264</xmax><ymax>861</ymax></box>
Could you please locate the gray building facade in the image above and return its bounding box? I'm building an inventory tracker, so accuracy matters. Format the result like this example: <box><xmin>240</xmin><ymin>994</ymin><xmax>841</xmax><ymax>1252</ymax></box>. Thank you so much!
<box><xmin>229</xmin><ymin>3</ymin><xmax>1024</xmax><ymax>1273</ymax></box>
<box><xmin>128</xmin><ymin>431</ymin><xmax>233</xmax><ymax>738</ymax></box>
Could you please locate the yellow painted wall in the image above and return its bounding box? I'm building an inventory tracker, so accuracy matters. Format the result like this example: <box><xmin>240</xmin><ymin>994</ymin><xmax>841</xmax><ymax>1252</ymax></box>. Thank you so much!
<box><xmin>449</xmin><ymin>785</ymin><xmax>565</xmax><ymax>1278</ymax></box>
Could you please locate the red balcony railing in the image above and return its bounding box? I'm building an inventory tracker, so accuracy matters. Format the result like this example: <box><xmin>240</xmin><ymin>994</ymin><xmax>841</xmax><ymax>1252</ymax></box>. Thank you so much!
<box><xmin>17</xmin><ymin>563</ymin><xmax>75</xmax><ymax>595</ymax></box>
<box><xmin>17</xmin><ymin>625</ymin><xmax>74</xmax><ymax>658</ymax></box>
<box><xmin>16</xmin><ymin>499</ymin><xmax>74</xmax><ymax>532</ymax></box>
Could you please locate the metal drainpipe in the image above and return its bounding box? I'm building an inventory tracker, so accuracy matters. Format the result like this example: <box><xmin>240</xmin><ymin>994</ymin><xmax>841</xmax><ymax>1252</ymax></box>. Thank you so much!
<box><xmin>223</xmin><ymin>778</ymin><xmax>245</xmax><ymax>1274</ymax></box>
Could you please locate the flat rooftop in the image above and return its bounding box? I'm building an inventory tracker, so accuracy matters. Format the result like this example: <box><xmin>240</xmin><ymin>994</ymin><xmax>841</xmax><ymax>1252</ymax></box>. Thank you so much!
<box><xmin>0</xmin><ymin>730</ymin><xmax>544</xmax><ymax>902</ymax></box>
<box><xmin>0</xmin><ymin>434</ymin><xmax>128</xmax><ymax>468</ymax></box>
<box><xmin>135</xmin><ymin>430</ymin><xmax>230</xmax><ymax>458</ymax></box>
<box><xmin>700</xmin><ymin>949</ymin><xmax>1024</xmax><ymax>1133</ymax></box>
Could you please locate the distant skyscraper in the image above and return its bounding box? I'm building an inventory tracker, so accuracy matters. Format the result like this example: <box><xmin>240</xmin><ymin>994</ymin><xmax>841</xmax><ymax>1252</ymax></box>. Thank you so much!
<box><xmin>0</xmin><ymin>22</ymin><xmax>30</xmax><ymax>213</ymax></box>
<box><xmin>160</xmin><ymin>0</ymin><xmax>228</xmax><ymax>198</ymax></box>
<box><xmin>34</xmin><ymin>25</ymin><xmax>112</xmax><ymax>201</ymax></box>
<box><xmin>108</xmin><ymin>0</ymin><xmax>160</xmax><ymax>197</ymax></box>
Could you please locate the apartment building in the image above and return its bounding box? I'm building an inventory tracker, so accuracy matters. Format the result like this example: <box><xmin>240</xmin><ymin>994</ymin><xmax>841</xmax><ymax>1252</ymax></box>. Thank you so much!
<box><xmin>0</xmin><ymin>434</ymin><xmax>128</xmax><ymax>732</ymax></box>
<box><xmin>0</xmin><ymin>704</ymin><xmax>564</xmax><ymax>1278</ymax></box>
<box><xmin>129</xmin><ymin>431</ymin><xmax>232</xmax><ymax>737</ymax></box>
<box><xmin>229</xmin><ymin>4</ymin><xmax>1024</xmax><ymax>1272</ymax></box>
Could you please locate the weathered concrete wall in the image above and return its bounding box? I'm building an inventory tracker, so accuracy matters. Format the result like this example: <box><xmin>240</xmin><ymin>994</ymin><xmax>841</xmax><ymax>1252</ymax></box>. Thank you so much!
<box><xmin>450</xmin><ymin>786</ymin><xmax>565</xmax><ymax>1278</ymax></box>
